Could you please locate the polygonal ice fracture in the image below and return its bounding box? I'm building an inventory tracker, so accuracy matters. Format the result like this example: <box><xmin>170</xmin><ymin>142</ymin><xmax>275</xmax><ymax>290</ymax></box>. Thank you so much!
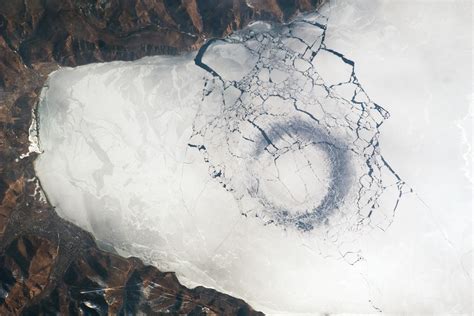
<box><xmin>191</xmin><ymin>12</ymin><xmax>404</xmax><ymax>232</ymax></box>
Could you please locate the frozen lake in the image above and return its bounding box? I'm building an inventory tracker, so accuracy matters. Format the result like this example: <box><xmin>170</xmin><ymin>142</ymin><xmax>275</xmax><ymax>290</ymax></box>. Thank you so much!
<box><xmin>34</xmin><ymin>0</ymin><xmax>472</xmax><ymax>313</ymax></box>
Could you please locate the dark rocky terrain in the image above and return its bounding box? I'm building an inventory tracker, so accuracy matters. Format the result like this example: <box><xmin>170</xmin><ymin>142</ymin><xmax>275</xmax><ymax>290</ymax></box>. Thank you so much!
<box><xmin>0</xmin><ymin>0</ymin><xmax>323</xmax><ymax>314</ymax></box>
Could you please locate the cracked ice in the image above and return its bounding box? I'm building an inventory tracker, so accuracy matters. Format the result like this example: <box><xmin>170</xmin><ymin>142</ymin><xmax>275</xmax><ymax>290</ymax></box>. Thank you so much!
<box><xmin>190</xmin><ymin>14</ymin><xmax>403</xmax><ymax>233</ymax></box>
<box><xmin>34</xmin><ymin>2</ymin><xmax>472</xmax><ymax>314</ymax></box>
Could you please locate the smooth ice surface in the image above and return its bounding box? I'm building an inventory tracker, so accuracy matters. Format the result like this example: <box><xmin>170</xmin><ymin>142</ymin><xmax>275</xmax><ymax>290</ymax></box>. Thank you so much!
<box><xmin>35</xmin><ymin>1</ymin><xmax>472</xmax><ymax>314</ymax></box>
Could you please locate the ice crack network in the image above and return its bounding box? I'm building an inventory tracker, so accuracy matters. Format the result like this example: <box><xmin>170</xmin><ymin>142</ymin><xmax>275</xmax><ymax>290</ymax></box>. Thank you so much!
<box><xmin>191</xmin><ymin>12</ymin><xmax>405</xmax><ymax>233</ymax></box>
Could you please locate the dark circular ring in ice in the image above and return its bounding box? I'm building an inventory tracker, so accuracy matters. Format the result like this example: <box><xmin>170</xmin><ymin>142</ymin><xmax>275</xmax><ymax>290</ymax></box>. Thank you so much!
<box><xmin>251</xmin><ymin>119</ymin><xmax>352</xmax><ymax>231</ymax></box>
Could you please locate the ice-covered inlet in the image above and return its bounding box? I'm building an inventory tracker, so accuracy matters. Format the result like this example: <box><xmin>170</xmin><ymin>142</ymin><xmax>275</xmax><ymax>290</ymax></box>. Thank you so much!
<box><xmin>35</xmin><ymin>10</ymin><xmax>407</xmax><ymax>314</ymax></box>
